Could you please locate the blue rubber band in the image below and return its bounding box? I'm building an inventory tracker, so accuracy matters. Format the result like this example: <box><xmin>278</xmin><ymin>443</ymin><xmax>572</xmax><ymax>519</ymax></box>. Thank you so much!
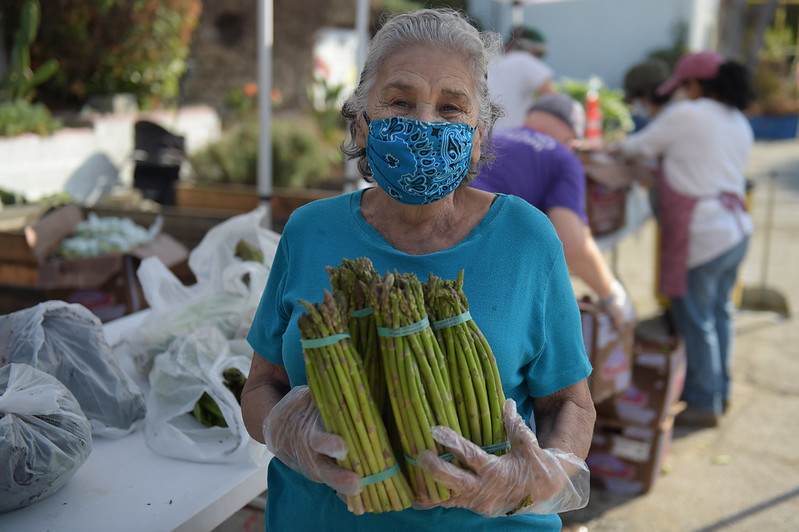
<box><xmin>360</xmin><ymin>461</ymin><xmax>401</xmax><ymax>487</ymax></box>
<box><xmin>431</xmin><ymin>311</ymin><xmax>472</xmax><ymax>330</ymax></box>
<box><xmin>300</xmin><ymin>333</ymin><xmax>350</xmax><ymax>349</ymax></box>
<box><xmin>351</xmin><ymin>307</ymin><xmax>373</xmax><ymax>318</ymax></box>
<box><xmin>403</xmin><ymin>440</ymin><xmax>510</xmax><ymax>466</ymax></box>
<box><xmin>376</xmin><ymin>317</ymin><xmax>430</xmax><ymax>338</ymax></box>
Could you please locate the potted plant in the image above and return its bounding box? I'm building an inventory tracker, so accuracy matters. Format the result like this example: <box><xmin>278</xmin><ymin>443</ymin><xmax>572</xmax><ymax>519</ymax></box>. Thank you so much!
<box><xmin>747</xmin><ymin>25</ymin><xmax>799</xmax><ymax>140</ymax></box>
<box><xmin>181</xmin><ymin>111</ymin><xmax>344</xmax><ymax>225</ymax></box>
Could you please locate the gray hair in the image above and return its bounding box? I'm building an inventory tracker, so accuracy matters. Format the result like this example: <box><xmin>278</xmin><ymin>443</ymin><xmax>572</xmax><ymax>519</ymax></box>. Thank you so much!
<box><xmin>340</xmin><ymin>8</ymin><xmax>504</xmax><ymax>184</ymax></box>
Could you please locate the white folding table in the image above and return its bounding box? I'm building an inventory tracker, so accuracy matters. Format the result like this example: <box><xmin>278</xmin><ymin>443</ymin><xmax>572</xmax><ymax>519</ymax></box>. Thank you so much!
<box><xmin>0</xmin><ymin>311</ymin><xmax>270</xmax><ymax>532</ymax></box>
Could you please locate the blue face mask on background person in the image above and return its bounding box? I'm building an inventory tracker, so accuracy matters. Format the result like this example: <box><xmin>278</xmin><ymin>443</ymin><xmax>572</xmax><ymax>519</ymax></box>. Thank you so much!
<box><xmin>366</xmin><ymin>116</ymin><xmax>475</xmax><ymax>205</ymax></box>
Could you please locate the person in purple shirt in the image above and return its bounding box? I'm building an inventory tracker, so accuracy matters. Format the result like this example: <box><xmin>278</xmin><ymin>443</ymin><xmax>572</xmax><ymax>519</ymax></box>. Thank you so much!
<box><xmin>473</xmin><ymin>93</ymin><xmax>635</xmax><ymax>327</ymax></box>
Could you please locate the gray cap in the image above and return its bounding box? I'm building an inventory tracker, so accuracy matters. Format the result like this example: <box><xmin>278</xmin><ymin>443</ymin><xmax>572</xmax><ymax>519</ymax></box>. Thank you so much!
<box><xmin>528</xmin><ymin>93</ymin><xmax>586</xmax><ymax>139</ymax></box>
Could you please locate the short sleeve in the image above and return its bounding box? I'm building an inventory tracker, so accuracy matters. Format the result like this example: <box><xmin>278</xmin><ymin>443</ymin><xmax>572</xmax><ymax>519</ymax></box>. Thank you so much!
<box><xmin>524</xmin><ymin>254</ymin><xmax>593</xmax><ymax>398</ymax></box>
<box><xmin>540</xmin><ymin>148</ymin><xmax>588</xmax><ymax>223</ymax></box>
<box><xmin>246</xmin><ymin>238</ymin><xmax>290</xmax><ymax>365</ymax></box>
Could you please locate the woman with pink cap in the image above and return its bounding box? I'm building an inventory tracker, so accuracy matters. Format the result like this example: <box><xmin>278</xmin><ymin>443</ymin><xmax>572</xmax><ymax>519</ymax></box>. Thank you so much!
<box><xmin>616</xmin><ymin>51</ymin><xmax>754</xmax><ymax>428</ymax></box>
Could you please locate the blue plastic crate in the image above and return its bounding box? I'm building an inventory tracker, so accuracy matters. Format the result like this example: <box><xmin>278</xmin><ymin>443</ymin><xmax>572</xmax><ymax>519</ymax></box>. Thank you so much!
<box><xmin>748</xmin><ymin>114</ymin><xmax>799</xmax><ymax>140</ymax></box>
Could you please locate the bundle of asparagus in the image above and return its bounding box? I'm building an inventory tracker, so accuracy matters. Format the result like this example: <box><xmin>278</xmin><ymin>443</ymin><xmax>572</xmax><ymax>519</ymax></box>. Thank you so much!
<box><xmin>298</xmin><ymin>291</ymin><xmax>414</xmax><ymax>514</ymax></box>
<box><xmin>424</xmin><ymin>272</ymin><xmax>508</xmax><ymax>453</ymax></box>
<box><xmin>369</xmin><ymin>271</ymin><xmax>461</xmax><ymax>504</ymax></box>
<box><xmin>326</xmin><ymin>257</ymin><xmax>385</xmax><ymax>413</ymax></box>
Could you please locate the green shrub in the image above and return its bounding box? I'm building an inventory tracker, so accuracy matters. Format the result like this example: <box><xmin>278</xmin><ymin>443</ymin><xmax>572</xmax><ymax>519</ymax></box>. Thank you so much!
<box><xmin>271</xmin><ymin>116</ymin><xmax>332</xmax><ymax>189</ymax></box>
<box><xmin>0</xmin><ymin>100</ymin><xmax>62</xmax><ymax>137</ymax></box>
<box><xmin>188</xmin><ymin>116</ymin><xmax>333</xmax><ymax>189</ymax></box>
<box><xmin>0</xmin><ymin>0</ymin><xmax>59</xmax><ymax>103</ymax></box>
<box><xmin>2</xmin><ymin>0</ymin><xmax>202</xmax><ymax>110</ymax></box>
<box><xmin>188</xmin><ymin>121</ymin><xmax>259</xmax><ymax>186</ymax></box>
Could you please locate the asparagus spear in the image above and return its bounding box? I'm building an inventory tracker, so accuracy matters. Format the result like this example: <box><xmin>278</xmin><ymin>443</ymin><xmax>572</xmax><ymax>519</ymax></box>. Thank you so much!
<box><xmin>299</xmin><ymin>291</ymin><xmax>413</xmax><ymax>513</ymax></box>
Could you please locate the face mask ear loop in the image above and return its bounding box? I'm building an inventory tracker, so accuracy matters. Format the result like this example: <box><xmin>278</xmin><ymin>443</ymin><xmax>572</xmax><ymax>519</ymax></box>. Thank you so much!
<box><xmin>363</xmin><ymin>111</ymin><xmax>371</xmax><ymax>127</ymax></box>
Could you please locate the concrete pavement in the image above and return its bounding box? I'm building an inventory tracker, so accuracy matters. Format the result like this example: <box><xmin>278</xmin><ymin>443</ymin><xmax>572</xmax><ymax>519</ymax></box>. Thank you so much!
<box><xmin>561</xmin><ymin>137</ymin><xmax>799</xmax><ymax>531</ymax></box>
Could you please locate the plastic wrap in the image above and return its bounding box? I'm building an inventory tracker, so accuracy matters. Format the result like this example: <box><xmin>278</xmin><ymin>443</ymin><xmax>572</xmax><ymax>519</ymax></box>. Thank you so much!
<box><xmin>124</xmin><ymin>206</ymin><xmax>279</xmax><ymax>375</ymax></box>
<box><xmin>0</xmin><ymin>301</ymin><xmax>146</xmax><ymax>438</ymax></box>
<box><xmin>144</xmin><ymin>326</ymin><xmax>269</xmax><ymax>465</ymax></box>
<box><xmin>417</xmin><ymin>399</ymin><xmax>590</xmax><ymax>517</ymax></box>
<box><xmin>263</xmin><ymin>385</ymin><xmax>360</xmax><ymax>496</ymax></box>
<box><xmin>0</xmin><ymin>363</ymin><xmax>93</xmax><ymax>513</ymax></box>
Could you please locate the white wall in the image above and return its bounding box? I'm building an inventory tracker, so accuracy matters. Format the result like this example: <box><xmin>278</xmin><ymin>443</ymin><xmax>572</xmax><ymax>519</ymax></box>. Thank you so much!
<box><xmin>469</xmin><ymin>0</ymin><xmax>720</xmax><ymax>91</ymax></box>
<box><xmin>0</xmin><ymin>106</ymin><xmax>221</xmax><ymax>202</ymax></box>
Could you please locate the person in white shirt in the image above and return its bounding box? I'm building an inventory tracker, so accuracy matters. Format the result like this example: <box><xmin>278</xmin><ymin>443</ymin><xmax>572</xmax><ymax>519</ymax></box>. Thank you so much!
<box><xmin>488</xmin><ymin>26</ymin><xmax>555</xmax><ymax>130</ymax></box>
<box><xmin>617</xmin><ymin>51</ymin><xmax>754</xmax><ymax>428</ymax></box>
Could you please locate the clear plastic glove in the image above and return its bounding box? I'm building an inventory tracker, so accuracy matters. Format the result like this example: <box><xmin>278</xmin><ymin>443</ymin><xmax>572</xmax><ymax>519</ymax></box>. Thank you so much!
<box><xmin>600</xmin><ymin>280</ymin><xmax>636</xmax><ymax>329</ymax></box>
<box><xmin>417</xmin><ymin>398</ymin><xmax>590</xmax><ymax>517</ymax></box>
<box><xmin>263</xmin><ymin>385</ymin><xmax>362</xmax><ymax>496</ymax></box>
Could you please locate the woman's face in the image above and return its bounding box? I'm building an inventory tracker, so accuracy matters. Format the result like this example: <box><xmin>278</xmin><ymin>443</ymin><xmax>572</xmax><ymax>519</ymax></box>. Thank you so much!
<box><xmin>355</xmin><ymin>45</ymin><xmax>483</xmax><ymax>164</ymax></box>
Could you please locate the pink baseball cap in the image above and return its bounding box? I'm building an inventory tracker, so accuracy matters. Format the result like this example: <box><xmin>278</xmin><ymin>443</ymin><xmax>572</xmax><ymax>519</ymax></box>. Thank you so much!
<box><xmin>656</xmin><ymin>51</ymin><xmax>724</xmax><ymax>95</ymax></box>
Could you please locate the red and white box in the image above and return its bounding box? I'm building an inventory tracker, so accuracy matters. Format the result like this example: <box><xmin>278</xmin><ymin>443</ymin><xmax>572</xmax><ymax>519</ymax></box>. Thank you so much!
<box><xmin>579</xmin><ymin>299</ymin><xmax>633</xmax><ymax>404</ymax></box>
<box><xmin>595</xmin><ymin>316</ymin><xmax>686</xmax><ymax>427</ymax></box>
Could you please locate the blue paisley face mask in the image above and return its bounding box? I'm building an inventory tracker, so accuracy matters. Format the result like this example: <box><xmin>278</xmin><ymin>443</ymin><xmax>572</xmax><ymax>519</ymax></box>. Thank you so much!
<box><xmin>366</xmin><ymin>116</ymin><xmax>475</xmax><ymax>205</ymax></box>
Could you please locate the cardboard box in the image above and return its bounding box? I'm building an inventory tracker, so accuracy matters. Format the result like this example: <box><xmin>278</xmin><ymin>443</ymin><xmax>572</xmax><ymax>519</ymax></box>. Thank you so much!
<box><xmin>0</xmin><ymin>203</ymin><xmax>83</xmax><ymax>268</ymax></box>
<box><xmin>595</xmin><ymin>317</ymin><xmax>686</xmax><ymax>427</ymax></box>
<box><xmin>0</xmin><ymin>204</ymin><xmax>189</xmax><ymax>321</ymax></box>
<box><xmin>579</xmin><ymin>300</ymin><xmax>633</xmax><ymax>404</ymax></box>
<box><xmin>578</xmin><ymin>151</ymin><xmax>657</xmax><ymax>237</ymax></box>
<box><xmin>586</xmin><ymin>405</ymin><xmax>681</xmax><ymax>496</ymax></box>
<box><xmin>585</xmin><ymin>179</ymin><xmax>627</xmax><ymax>236</ymax></box>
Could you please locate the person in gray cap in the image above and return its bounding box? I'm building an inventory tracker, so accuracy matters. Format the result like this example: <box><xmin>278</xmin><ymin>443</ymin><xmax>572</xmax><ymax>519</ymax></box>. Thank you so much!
<box><xmin>524</xmin><ymin>92</ymin><xmax>586</xmax><ymax>149</ymax></box>
<box><xmin>488</xmin><ymin>26</ymin><xmax>556</xmax><ymax>130</ymax></box>
<box><xmin>473</xmin><ymin>93</ymin><xmax>635</xmax><ymax>328</ymax></box>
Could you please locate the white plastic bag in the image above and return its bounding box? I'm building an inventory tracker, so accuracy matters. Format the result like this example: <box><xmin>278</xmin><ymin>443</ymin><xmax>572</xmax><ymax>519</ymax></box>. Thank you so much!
<box><xmin>144</xmin><ymin>326</ymin><xmax>269</xmax><ymax>465</ymax></box>
<box><xmin>0</xmin><ymin>363</ymin><xmax>93</xmax><ymax>513</ymax></box>
<box><xmin>0</xmin><ymin>301</ymin><xmax>146</xmax><ymax>438</ymax></box>
<box><xmin>125</xmin><ymin>206</ymin><xmax>279</xmax><ymax>375</ymax></box>
<box><xmin>187</xmin><ymin>205</ymin><xmax>280</xmax><ymax>294</ymax></box>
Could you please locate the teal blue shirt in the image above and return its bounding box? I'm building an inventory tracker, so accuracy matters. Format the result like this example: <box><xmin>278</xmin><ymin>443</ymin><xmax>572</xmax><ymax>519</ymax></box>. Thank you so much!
<box><xmin>247</xmin><ymin>189</ymin><xmax>591</xmax><ymax>531</ymax></box>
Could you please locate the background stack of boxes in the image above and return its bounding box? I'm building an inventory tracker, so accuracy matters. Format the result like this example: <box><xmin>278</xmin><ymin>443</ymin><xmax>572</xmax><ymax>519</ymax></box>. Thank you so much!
<box><xmin>579</xmin><ymin>300</ymin><xmax>687</xmax><ymax>496</ymax></box>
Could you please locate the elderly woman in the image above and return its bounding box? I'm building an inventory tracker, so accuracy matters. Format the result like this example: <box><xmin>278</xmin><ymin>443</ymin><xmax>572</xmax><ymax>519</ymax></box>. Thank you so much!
<box><xmin>242</xmin><ymin>8</ymin><xmax>595</xmax><ymax>531</ymax></box>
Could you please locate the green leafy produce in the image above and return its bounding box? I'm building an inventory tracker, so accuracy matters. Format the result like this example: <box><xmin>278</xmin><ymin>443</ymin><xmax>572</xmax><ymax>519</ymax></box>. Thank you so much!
<box><xmin>190</xmin><ymin>367</ymin><xmax>247</xmax><ymax>428</ymax></box>
<box><xmin>191</xmin><ymin>391</ymin><xmax>227</xmax><ymax>428</ymax></box>
<box><xmin>223</xmin><ymin>367</ymin><xmax>247</xmax><ymax>403</ymax></box>
<box><xmin>558</xmin><ymin>77</ymin><xmax>634</xmax><ymax>138</ymax></box>
<box><xmin>234</xmin><ymin>239</ymin><xmax>264</xmax><ymax>264</ymax></box>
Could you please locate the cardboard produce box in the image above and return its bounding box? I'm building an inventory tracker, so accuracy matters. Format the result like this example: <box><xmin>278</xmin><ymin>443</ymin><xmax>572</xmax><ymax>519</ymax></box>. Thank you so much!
<box><xmin>586</xmin><ymin>404</ymin><xmax>683</xmax><ymax>496</ymax></box>
<box><xmin>0</xmin><ymin>204</ymin><xmax>188</xmax><ymax>321</ymax></box>
<box><xmin>595</xmin><ymin>318</ymin><xmax>686</xmax><ymax>427</ymax></box>
<box><xmin>578</xmin><ymin>151</ymin><xmax>657</xmax><ymax>237</ymax></box>
<box><xmin>579</xmin><ymin>299</ymin><xmax>633</xmax><ymax>404</ymax></box>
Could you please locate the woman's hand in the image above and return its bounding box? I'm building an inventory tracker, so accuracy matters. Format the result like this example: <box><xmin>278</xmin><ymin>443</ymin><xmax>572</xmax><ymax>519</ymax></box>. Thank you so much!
<box><xmin>417</xmin><ymin>399</ymin><xmax>590</xmax><ymax>517</ymax></box>
<box><xmin>262</xmin><ymin>385</ymin><xmax>362</xmax><ymax>496</ymax></box>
